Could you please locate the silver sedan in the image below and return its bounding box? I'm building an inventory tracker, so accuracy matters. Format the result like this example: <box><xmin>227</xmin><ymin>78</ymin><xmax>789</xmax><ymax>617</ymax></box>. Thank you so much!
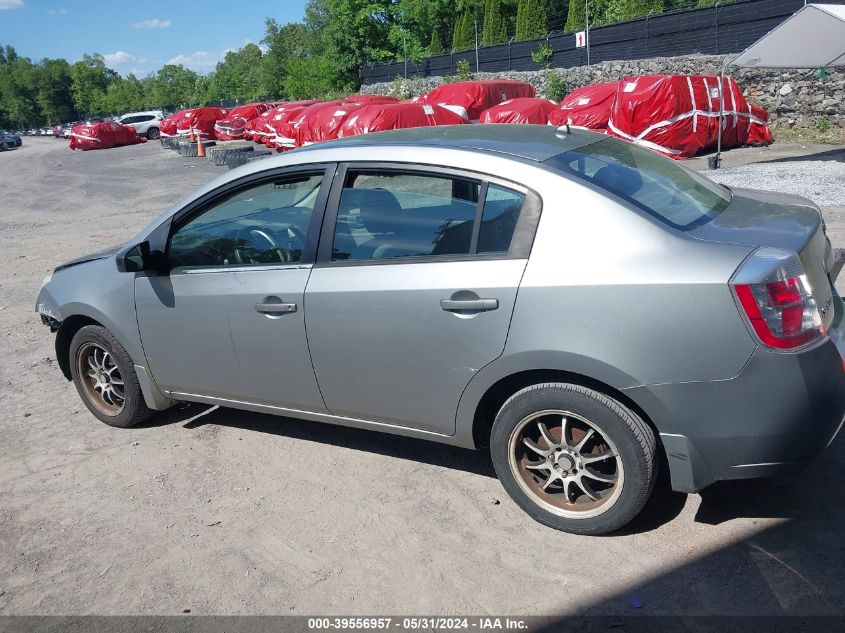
<box><xmin>36</xmin><ymin>125</ymin><xmax>845</xmax><ymax>534</ymax></box>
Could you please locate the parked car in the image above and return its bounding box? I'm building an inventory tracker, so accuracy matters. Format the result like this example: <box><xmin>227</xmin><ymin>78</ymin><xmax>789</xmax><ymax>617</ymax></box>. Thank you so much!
<box><xmin>0</xmin><ymin>130</ymin><xmax>22</xmax><ymax>148</ymax></box>
<box><xmin>35</xmin><ymin>125</ymin><xmax>845</xmax><ymax>535</ymax></box>
<box><xmin>117</xmin><ymin>110</ymin><xmax>164</xmax><ymax>140</ymax></box>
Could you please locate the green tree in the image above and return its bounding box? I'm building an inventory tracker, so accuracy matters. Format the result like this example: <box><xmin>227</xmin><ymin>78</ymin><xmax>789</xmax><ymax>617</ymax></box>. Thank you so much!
<box><xmin>100</xmin><ymin>74</ymin><xmax>146</xmax><ymax>114</ymax></box>
<box><xmin>35</xmin><ymin>59</ymin><xmax>75</xmax><ymax>123</ymax></box>
<box><xmin>515</xmin><ymin>0</ymin><xmax>526</xmax><ymax>39</ymax></box>
<box><xmin>398</xmin><ymin>0</ymin><xmax>459</xmax><ymax>51</ymax></box>
<box><xmin>283</xmin><ymin>55</ymin><xmax>339</xmax><ymax>99</ymax></box>
<box><xmin>70</xmin><ymin>54</ymin><xmax>117</xmax><ymax>114</ymax></box>
<box><xmin>482</xmin><ymin>0</ymin><xmax>508</xmax><ymax>45</ymax></box>
<box><xmin>207</xmin><ymin>44</ymin><xmax>266</xmax><ymax>101</ymax></box>
<box><xmin>516</xmin><ymin>0</ymin><xmax>547</xmax><ymax>39</ymax></box>
<box><xmin>452</xmin><ymin>9</ymin><xmax>474</xmax><ymax>50</ymax></box>
<box><xmin>429</xmin><ymin>27</ymin><xmax>444</xmax><ymax>54</ymax></box>
<box><xmin>564</xmin><ymin>0</ymin><xmax>586</xmax><ymax>32</ymax></box>
<box><xmin>149</xmin><ymin>64</ymin><xmax>199</xmax><ymax>109</ymax></box>
<box><xmin>312</xmin><ymin>0</ymin><xmax>395</xmax><ymax>92</ymax></box>
<box><xmin>0</xmin><ymin>48</ymin><xmax>40</xmax><ymax>128</ymax></box>
<box><xmin>262</xmin><ymin>19</ymin><xmax>315</xmax><ymax>98</ymax></box>
<box><xmin>603</xmin><ymin>0</ymin><xmax>664</xmax><ymax>24</ymax></box>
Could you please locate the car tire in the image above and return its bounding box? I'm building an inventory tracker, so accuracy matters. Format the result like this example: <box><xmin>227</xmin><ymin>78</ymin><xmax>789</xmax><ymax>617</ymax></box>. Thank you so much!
<box><xmin>146</xmin><ymin>127</ymin><xmax>160</xmax><ymax>140</ymax></box>
<box><xmin>490</xmin><ymin>382</ymin><xmax>657</xmax><ymax>535</ymax></box>
<box><xmin>69</xmin><ymin>325</ymin><xmax>152</xmax><ymax>428</ymax></box>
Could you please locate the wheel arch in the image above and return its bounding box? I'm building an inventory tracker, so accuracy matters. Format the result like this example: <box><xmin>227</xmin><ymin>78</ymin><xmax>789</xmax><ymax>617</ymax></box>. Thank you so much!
<box><xmin>55</xmin><ymin>314</ymin><xmax>104</xmax><ymax>380</ymax></box>
<box><xmin>456</xmin><ymin>353</ymin><xmax>660</xmax><ymax>451</ymax></box>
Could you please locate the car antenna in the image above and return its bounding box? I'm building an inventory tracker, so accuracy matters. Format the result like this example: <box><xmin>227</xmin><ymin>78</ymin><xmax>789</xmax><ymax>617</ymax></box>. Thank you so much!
<box><xmin>555</xmin><ymin>123</ymin><xmax>571</xmax><ymax>138</ymax></box>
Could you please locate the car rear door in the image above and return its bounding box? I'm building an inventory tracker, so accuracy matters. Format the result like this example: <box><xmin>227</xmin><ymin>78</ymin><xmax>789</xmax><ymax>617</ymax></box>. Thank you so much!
<box><xmin>135</xmin><ymin>166</ymin><xmax>334</xmax><ymax>413</ymax></box>
<box><xmin>304</xmin><ymin>163</ymin><xmax>540</xmax><ymax>435</ymax></box>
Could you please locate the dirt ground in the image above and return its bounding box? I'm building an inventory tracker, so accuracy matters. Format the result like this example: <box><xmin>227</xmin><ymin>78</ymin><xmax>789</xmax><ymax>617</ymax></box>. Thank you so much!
<box><xmin>1</xmin><ymin>138</ymin><xmax>844</xmax><ymax>617</ymax></box>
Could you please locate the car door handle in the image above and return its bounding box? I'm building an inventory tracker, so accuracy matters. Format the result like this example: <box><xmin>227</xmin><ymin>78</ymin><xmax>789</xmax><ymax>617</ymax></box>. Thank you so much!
<box><xmin>440</xmin><ymin>298</ymin><xmax>499</xmax><ymax>312</ymax></box>
<box><xmin>255</xmin><ymin>302</ymin><xmax>297</xmax><ymax>314</ymax></box>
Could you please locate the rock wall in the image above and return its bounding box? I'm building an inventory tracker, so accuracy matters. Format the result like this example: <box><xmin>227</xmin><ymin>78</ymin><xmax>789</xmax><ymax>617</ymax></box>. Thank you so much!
<box><xmin>361</xmin><ymin>54</ymin><xmax>844</xmax><ymax>130</ymax></box>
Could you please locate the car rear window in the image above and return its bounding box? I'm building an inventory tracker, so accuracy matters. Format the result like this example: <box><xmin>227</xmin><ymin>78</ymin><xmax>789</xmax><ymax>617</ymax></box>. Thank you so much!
<box><xmin>544</xmin><ymin>137</ymin><xmax>731</xmax><ymax>230</ymax></box>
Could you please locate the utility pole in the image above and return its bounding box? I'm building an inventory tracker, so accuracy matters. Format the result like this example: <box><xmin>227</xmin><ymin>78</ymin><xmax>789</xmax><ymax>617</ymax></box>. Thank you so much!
<box><xmin>585</xmin><ymin>0</ymin><xmax>591</xmax><ymax>66</ymax></box>
<box><xmin>474</xmin><ymin>18</ymin><xmax>480</xmax><ymax>73</ymax></box>
<box><xmin>403</xmin><ymin>30</ymin><xmax>407</xmax><ymax>78</ymax></box>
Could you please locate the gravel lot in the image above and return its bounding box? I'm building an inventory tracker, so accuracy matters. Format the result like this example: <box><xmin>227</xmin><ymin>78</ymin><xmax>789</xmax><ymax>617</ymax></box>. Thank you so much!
<box><xmin>1</xmin><ymin>138</ymin><xmax>844</xmax><ymax>618</ymax></box>
<box><xmin>709</xmin><ymin>155</ymin><xmax>845</xmax><ymax>207</ymax></box>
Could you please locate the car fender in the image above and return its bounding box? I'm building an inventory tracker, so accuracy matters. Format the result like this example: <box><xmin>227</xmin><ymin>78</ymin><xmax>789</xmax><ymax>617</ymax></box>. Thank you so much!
<box><xmin>453</xmin><ymin>349</ymin><xmax>645</xmax><ymax>448</ymax></box>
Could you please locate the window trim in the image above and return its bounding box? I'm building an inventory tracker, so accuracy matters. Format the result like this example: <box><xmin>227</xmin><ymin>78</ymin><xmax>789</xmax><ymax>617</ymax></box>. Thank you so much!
<box><xmin>165</xmin><ymin>163</ymin><xmax>336</xmax><ymax>274</ymax></box>
<box><xmin>315</xmin><ymin>161</ymin><xmax>541</xmax><ymax>268</ymax></box>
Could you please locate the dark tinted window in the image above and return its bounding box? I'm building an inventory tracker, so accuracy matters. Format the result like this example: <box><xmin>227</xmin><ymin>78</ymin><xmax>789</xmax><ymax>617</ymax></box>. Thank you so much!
<box><xmin>169</xmin><ymin>173</ymin><xmax>324</xmax><ymax>270</ymax></box>
<box><xmin>332</xmin><ymin>171</ymin><xmax>480</xmax><ymax>261</ymax></box>
<box><xmin>545</xmin><ymin>137</ymin><xmax>731</xmax><ymax>230</ymax></box>
<box><xmin>477</xmin><ymin>185</ymin><xmax>525</xmax><ymax>254</ymax></box>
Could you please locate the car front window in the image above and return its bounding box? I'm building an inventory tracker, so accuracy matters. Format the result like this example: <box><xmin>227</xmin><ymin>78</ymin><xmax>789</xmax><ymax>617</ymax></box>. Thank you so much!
<box><xmin>545</xmin><ymin>137</ymin><xmax>731</xmax><ymax>230</ymax></box>
<box><xmin>168</xmin><ymin>172</ymin><xmax>324</xmax><ymax>270</ymax></box>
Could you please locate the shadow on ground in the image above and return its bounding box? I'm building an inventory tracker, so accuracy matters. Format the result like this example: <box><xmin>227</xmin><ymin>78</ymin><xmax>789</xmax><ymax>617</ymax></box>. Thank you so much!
<box><xmin>757</xmin><ymin>148</ymin><xmax>845</xmax><ymax>165</ymax></box>
<box><xmin>543</xmin><ymin>435</ymin><xmax>845</xmax><ymax>627</ymax></box>
<box><xmin>143</xmin><ymin>402</ymin><xmax>845</xmax><ymax>621</ymax></box>
<box><xmin>141</xmin><ymin>402</ymin><xmax>497</xmax><ymax>478</ymax></box>
<box><xmin>145</xmin><ymin>403</ymin><xmax>690</xmax><ymax>531</ymax></box>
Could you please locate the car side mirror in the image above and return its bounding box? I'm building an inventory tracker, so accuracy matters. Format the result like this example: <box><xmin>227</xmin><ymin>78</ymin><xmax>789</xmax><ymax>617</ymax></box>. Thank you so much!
<box><xmin>117</xmin><ymin>241</ymin><xmax>169</xmax><ymax>274</ymax></box>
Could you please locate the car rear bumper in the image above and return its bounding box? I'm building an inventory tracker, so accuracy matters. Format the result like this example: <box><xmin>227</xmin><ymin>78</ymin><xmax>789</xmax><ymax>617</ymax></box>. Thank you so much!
<box><xmin>624</xmin><ymin>298</ymin><xmax>845</xmax><ymax>493</ymax></box>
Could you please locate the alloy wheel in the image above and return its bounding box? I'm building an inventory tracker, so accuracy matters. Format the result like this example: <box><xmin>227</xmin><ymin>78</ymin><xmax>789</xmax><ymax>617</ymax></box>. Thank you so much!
<box><xmin>75</xmin><ymin>342</ymin><xmax>126</xmax><ymax>416</ymax></box>
<box><xmin>507</xmin><ymin>409</ymin><xmax>624</xmax><ymax>519</ymax></box>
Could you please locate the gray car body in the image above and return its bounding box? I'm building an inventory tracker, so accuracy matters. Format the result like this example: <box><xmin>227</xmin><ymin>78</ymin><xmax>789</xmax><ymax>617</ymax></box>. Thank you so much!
<box><xmin>36</xmin><ymin>126</ymin><xmax>845</xmax><ymax>494</ymax></box>
<box><xmin>1</xmin><ymin>131</ymin><xmax>21</xmax><ymax>148</ymax></box>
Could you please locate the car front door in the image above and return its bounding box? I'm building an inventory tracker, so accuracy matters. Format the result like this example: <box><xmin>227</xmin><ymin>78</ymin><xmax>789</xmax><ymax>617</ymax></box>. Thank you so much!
<box><xmin>135</xmin><ymin>166</ymin><xmax>333</xmax><ymax>413</ymax></box>
<box><xmin>304</xmin><ymin>164</ymin><xmax>540</xmax><ymax>435</ymax></box>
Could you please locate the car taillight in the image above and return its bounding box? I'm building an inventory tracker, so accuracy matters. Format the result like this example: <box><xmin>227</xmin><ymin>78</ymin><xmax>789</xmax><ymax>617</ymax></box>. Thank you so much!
<box><xmin>731</xmin><ymin>247</ymin><xmax>824</xmax><ymax>350</ymax></box>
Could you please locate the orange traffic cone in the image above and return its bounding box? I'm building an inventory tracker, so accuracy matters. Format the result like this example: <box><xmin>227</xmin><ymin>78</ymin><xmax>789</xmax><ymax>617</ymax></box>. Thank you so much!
<box><xmin>197</xmin><ymin>136</ymin><xmax>206</xmax><ymax>158</ymax></box>
<box><xmin>188</xmin><ymin>127</ymin><xmax>196</xmax><ymax>143</ymax></box>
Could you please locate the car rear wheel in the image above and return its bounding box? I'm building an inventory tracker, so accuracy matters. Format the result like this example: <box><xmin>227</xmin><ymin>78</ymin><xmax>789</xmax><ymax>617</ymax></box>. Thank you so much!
<box><xmin>146</xmin><ymin>127</ymin><xmax>160</xmax><ymax>140</ymax></box>
<box><xmin>490</xmin><ymin>383</ymin><xmax>657</xmax><ymax>535</ymax></box>
<box><xmin>69</xmin><ymin>325</ymin><xmax>152</xmax><ymax>428</ymax></box>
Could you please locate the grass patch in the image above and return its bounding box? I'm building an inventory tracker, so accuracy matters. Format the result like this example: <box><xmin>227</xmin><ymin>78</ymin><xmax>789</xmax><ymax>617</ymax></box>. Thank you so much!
<box><xmin>772</xmin><ymin>126</ymin><xmax>845</xmax><ymax>145</ymax></box>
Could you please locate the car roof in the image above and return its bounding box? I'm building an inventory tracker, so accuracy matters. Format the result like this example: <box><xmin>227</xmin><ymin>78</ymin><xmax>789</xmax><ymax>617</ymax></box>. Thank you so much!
<box><xmin>120</xmin><ymin>110</ymin><xmax>162</xmax><ymax>117</ymax></box>
<box><xmin>306</xmin><ymin>124</ymin><xmax>603</xmax><ymax>162</ymax></box>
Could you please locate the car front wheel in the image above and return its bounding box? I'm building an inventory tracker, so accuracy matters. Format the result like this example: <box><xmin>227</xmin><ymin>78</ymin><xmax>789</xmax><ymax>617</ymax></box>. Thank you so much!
<box><xmin>146</xmin><ymin>127</ymin><xmax>160</xmax><ymax>140</ymax></box>
<box><xmin>69</xmin><ymin>325</ymin><xmax>152</xmax><ymax>428</ymax></box>
<box><xmin>491</xmin><ymin>383</ymin><xmax>657</xmax><ymax>535</ymax></box>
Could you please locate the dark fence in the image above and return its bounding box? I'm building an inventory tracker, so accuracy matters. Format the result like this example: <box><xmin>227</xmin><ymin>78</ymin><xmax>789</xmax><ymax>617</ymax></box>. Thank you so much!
<box><xmin>361</xmin><ymin>0</ymin><xmax>824</xmax><ymax>84</ymax></box>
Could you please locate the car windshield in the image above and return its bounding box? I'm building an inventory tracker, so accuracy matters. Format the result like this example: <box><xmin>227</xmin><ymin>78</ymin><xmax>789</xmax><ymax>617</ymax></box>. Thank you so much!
<box><xmin>545</xmin><ymin>137</ymin><xmax>731</xmax><ymax>230</ymax></box>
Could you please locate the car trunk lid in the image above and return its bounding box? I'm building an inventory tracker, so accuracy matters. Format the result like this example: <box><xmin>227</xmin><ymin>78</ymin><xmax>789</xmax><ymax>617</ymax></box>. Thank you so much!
<box><xmin>688</xmin><ymin>187</ymin><xmax>836</xmax><ymax>332</ymax></box>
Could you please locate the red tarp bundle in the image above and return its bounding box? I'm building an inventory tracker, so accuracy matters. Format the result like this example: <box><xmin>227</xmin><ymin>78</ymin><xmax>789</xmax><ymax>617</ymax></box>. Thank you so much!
<box><xmin>295</xmin><ymin>102</ymin><xmax>370</xmax><ymax>146</ymax></box>
<box><xmin>343</xmin><ymin>95</ymin><xmax>399</xmax><ymax>105</ymax></box>
<box><xmin>338</xmin><ymin>102</ymin><xmax>468</xmax><ymax>138</ymax></box>
<box><xmin>159</xmin><ymin>113</ymin><xmax>179</xmax><ymax>137</ymax></box>
<box><xmin>421</xmin><ymin>80</ymin><xmax>535</xmax><ymax>120</ymax></box>
<box><xmin>248</xmin><ymin>101</ymin><xmax>318</xmax><ymax>144</ymax></box>
<box><xmin>267</xmin><ymin>101</ymin><xmax>341</xmax><ymax>150</ymax></box>
<box><xmin>548</xmin><ymin>81</ymin><xmax>619</xmax><ymax>130</ymax></box>
<box><xmin>748</xmin><ymin>104</ymin><xmax>774</xmax><ymax>146</ymax></box>
<box><xmin>213</xmin><ymin>102</ymin><xmax>276</xmax><ymax>141</ymax></box>
<box><xmin>607</xmin><ymin>75</ymin><xmax>773</xmax><ymax>158</ymax></box>
<box><xmin>68</xmin><ymin>122</ymin><xmax>146</xmax><ymax>151</ymax></box>
<box><xmin>479</xmin><ymin>97</ymin><xmax>557</xmax><ymax>124</ymax></box>
<box><xmin>174</xmin><ymin>106</ymin><xmax>229</xmax><ymax>139</ymax></box>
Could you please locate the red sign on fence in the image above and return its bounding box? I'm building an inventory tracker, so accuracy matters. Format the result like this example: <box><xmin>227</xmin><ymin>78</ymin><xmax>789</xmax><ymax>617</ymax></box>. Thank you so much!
<box><xmin>575</xmin><ymin>31</ymin><xmax>588</xmax><ymax>48</ymax></box>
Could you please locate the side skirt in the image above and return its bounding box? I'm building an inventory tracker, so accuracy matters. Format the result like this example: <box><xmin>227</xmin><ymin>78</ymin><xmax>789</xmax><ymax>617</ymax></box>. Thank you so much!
<box><xmin>169</xmin><ymin>391</ymin><xmax>474</xmax><ymax>448</ymax></box>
